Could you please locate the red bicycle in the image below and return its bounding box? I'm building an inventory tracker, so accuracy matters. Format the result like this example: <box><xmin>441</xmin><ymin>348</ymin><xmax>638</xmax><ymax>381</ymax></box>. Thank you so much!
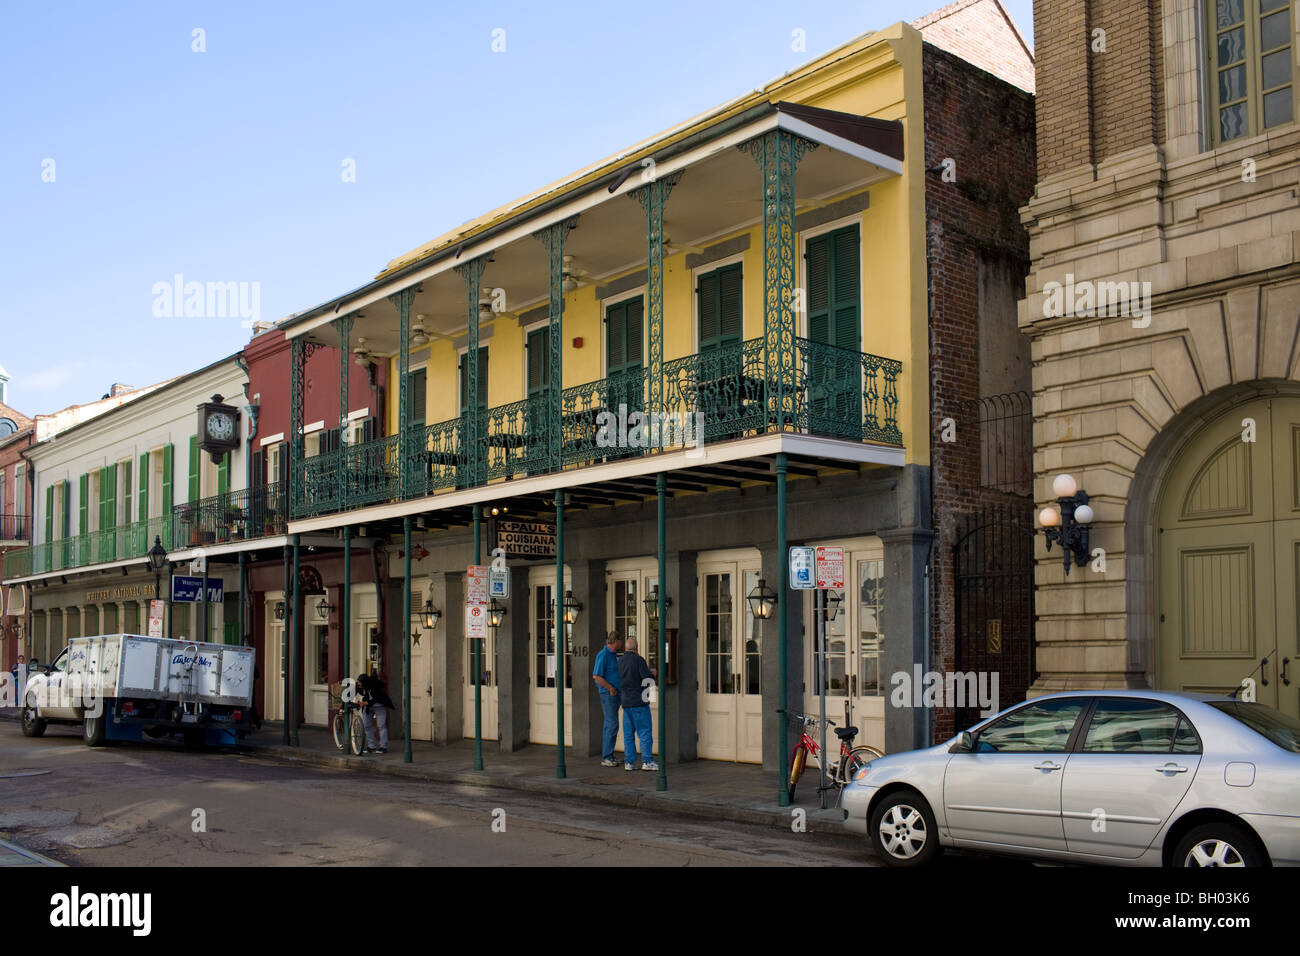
<box><xmin>780</xmin><ymin>709</ymin><xmax>883</xmax><ymax>803</ymax></box>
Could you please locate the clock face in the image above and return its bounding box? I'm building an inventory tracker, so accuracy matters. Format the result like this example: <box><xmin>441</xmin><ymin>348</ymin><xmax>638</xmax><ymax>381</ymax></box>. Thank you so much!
<box><xmin>206</xmin><ymin>412</ymin><xmax>235</xmax><ymax>441</ymax></box>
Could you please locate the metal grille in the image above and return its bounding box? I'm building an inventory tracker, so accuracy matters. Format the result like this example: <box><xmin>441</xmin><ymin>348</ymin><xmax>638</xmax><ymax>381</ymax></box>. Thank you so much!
<box><xmin>953</xmin><ymin>503</ymin><xmax>1036</xmax><ymax>733</ymax></box>
<box><xmin>964</xmin><ymin>391</ymin><xmax>1032</xmax><ymax>496</ymax></box>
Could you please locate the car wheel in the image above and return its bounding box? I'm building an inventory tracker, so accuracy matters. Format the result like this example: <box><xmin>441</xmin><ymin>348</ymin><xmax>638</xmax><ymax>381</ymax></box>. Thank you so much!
<box><xmin>1174</xmin><ymin>823</ymin><xmax>1266</xmax><ymax>867</ymax></box>
<box><xmin>21</xmin><ymin>703</ymin><xmax>47</xmax><ymax>738</ymax></box>
<box><xmin>83</xmin><ymin>714</ymin><xmax>106</xmax><ymax>747</ymax></box>
<box><xmin>869</xmin><ymin>790</ymin><xmax>941</xmax><ymax>867</ymax></box>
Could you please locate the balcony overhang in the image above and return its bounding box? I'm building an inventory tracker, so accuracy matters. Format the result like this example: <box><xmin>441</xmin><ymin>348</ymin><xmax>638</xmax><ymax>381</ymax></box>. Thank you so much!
<box><xmin>287</xmin><ymin>431</ymin><xmax>904</xmax><ymax>536</ymax></box>
<box><xmin>283</xmin><ymin>101</ymin><xmax>904</xmax><ymax>352</ymax></box>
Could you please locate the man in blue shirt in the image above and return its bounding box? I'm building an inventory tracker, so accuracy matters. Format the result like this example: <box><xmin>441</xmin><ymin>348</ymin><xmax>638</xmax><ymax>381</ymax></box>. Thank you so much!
<box><xmin>592</xmin><ymin>633</ymin><xmax>624</xmax><ymax>767</ymax></box>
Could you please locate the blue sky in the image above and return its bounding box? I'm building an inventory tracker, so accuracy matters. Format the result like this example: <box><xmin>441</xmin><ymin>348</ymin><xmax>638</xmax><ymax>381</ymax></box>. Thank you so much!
<box><xmin>0</xmin><ymin>0</ymin><xmax>1032</xmax><ymax>415</ymax></box>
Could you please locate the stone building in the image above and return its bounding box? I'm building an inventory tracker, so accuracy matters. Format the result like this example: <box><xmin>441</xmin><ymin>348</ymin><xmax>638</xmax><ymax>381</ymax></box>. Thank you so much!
<box><xmin>1022</xmin><ymin>0</ymin><xmax>1300</xmax><ymax>718</ymax></box>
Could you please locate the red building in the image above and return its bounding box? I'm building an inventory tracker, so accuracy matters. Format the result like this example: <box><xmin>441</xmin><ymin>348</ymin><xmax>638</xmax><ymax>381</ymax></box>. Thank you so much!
<box><xmin>242</xmin><ymin>326</ymin><xmax>391</xmax><ymax>729</ymax></box>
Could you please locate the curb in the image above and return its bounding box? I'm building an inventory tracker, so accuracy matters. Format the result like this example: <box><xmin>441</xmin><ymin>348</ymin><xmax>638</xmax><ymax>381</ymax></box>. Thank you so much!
<box><xmin>240</xmin><ymin>742</ymin><xmax>857</xmax><ymax>837</ymax></box>
<box><xmin>0</xmin><ymin>837</ymin><xmax>66</xmax><ymax>867</ymax></box>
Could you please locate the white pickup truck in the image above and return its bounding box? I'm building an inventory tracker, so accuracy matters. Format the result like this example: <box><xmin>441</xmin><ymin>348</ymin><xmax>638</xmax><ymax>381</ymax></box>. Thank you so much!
<box><xmin>20</xmin><ymin>634</ymin><xmax>255</xmax><ymax>747</ymax></box>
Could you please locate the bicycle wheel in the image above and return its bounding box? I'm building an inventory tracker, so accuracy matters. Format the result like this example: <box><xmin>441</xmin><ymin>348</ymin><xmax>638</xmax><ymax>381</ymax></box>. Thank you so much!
<box><xmin>332</xmin><ymin>711</ymin><xmax>347</xmax><ymax>752</ymax></box>
<box><xmin>349</xmin><ymin>713</ymin><xmax>366</xmax><ymax>755</ymax></box>
<box><xmin>788</xmin><ymin>747</ymin><xmax>807</xmax><ymax>802</ymax></box>
<box><xmin>838</xmin><ymin>746</ymin><xmax>884</xmax><ymax>789</ymax></box>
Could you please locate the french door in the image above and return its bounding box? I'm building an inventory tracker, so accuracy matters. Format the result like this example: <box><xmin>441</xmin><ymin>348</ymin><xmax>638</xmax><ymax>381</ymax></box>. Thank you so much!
<box><xmin>803</xmin><ymin>544</ymin><xmax>886</xmax><ymax>753</ymax></box>
<box><xmin>697</xmin><ymin>555</ymin><xmax>764</xmax><ymax>763</ymax></box>
<box><xmin>461</xmin><ymin>611</ymin><xmax>499</xmax><ymax>741</ymax></box>
<box><xmin>606</xmin><ymin>561</ymin><xmax>662</xmax><ymax>754</ymax></box>
<box><xmin>264</xmin><ymin>594</ymin><xmax>285</xmax><ymax>721</ymax></box>
<box><xmin>529</xmin><ymin>569</ymin><xmax>572</xmax><ymax>746</ymax></box>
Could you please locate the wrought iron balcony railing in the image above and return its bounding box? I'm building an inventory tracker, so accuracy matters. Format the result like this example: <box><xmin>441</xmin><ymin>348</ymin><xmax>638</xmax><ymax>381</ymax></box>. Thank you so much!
<box><xmin>289</xmin><ymin>337</ymin><xmax>902</xmax><ymax>519</ymax></box>
<box><xmin>0</xmin><ymin>513</ymin><xmax>30</xmax><ymax>541</ymax></box>
<box><xmin>1</xmin><ymin>484</ymin><xmax>287</xmax><ymax>580</ymax></box>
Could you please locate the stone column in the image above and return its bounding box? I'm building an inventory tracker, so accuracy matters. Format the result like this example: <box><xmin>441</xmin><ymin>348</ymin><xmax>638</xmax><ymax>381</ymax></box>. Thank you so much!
<box><xmin>80</xmin><ymin>605</ymin><xmax>97</xmax><ymax>638</ymax></box>
<box><xmin>497</xmin><ymin>564</ymin><xmax>531</xmax><ymax>752</ymax></box>
<box><xmin>429</xmin><ymin>571</ymin><xmax>463</xmax><ymax>745</ymax></box>
<box><xmin>880</xmin><ymin>527</ymin><xmax>935</xmax><ymax>754</ymax></box>
<box><xmin>569</xmin><ymin>560</ymin><xmax>606</xmax><ymax>757</ymax></box>
<box><xmin>664</xmin><ymin>551</ymin><xmax>697</xmax><ymax>764</ymax></box>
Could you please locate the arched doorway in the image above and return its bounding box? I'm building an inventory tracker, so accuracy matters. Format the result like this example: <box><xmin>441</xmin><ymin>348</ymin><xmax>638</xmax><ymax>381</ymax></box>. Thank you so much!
<box><xmin>1156</xmin><ymin>395</ymin><xmax>1300</xmax><ymax>717</ymax></box>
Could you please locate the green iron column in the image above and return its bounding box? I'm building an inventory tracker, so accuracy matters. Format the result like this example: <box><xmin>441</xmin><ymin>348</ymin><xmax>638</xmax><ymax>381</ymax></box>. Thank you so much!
<box><xmin>342</xmin><ymin>523</ymin><xmax>351</xmax><ymax>720</ymax></box>
<box><xmin>776</xmin><ymin>453</ymin><xmax>789</xmax><ymax>806</ymax></box>
<box><xmin>555</xmin><ymin>492</ymin><xmax>566</xmax><ymax>779</ymax></box>
<box><xmin>289</xmin><ymin>337</ymin><xmax>305</xmax><ymax>518</ymax></box>
<box><xmin>656</xmin><ymin>472</ymin><xmax>667</xmax><ymax>792</ymax></box>
<box><xmin>337</xmin><ymin>313</ymin><xmax>352</xmax><ymax>511</ymax></box>
<box><xmin>291</xmin><ymin>534</ymin><xmax>301</xmax><ymax>748</ymax></box>
<box><xmin>403</xmin><ymin>515</ymin><xmax>413</xmax><ymax>763</ymax></box>
<box><xmin>532</xmin><ymin>219</ymin><xmax>576</xmax><ymax>472</ymax></box>
<box><xmin>739</xmin><ymin>131</ymin><xmax>817</xmax><ymax>432</ymax></box>
<box><xmin>389</xmin><ymin>289</ymin><xmax>415</xmax><ymax>500</ymax></box>
<box><xmin>282</xmin><ymin>542</ymin><xmax>291</xmax><ymax>746</ymax></box>
<box><xmin>453</xmin><ymin>258</ymin><xmax>486</xmax><ymax>487</ymax></box>
<box><xmin>472</xmin><ymin>502</ymin><xmax>483</xmax><ymax>771</ymax></box>
<box><xmin>632</xmin><ymin>175</ymin><xmax>682</xmax><ymax>425</ymax></box>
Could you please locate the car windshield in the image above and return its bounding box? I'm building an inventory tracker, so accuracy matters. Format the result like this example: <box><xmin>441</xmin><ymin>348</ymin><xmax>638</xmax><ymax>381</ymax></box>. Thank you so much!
<box><xmin>1207</xmin><ymin>700</ymin><xmax>1300</xmax><ymax>754</ymax></box>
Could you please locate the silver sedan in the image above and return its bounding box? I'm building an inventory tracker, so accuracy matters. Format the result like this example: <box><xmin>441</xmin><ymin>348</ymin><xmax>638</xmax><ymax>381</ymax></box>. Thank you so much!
<box><xmin>842</xmin><ymin>690</ymin><xmax>1300</xmax><ymax>867</ymax></box>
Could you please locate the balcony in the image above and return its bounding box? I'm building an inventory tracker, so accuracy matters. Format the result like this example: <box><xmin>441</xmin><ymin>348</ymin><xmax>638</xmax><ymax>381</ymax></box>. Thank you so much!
<box><xmin>1</xmin><ymin>483</ymin><xmax>287</xmax><ymax>580</ymax></box>
<box><xmin>291</xmin><ymin>338</ymin><xmax>901</xmax><ymax>519</ymax></box>
<box><xmin>0</xmin><ymin>513</ymin><xmax>30</xmax><ymax>541</ymax></box>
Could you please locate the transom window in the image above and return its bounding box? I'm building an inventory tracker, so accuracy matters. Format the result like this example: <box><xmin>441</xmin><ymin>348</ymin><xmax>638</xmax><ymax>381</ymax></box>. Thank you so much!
<box><xmin>1209</xmin><ymin>0</ymin><xmax>1296</xmax><ymax>144</ymax></box>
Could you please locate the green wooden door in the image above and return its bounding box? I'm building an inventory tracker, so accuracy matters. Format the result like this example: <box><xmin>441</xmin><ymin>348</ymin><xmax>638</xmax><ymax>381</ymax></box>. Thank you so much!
<box><xmin>604</xmin><ymin>298</ymin><xmax>644</xmax><ymax>456</ymax></box>
<box><xmin>525</xmin><ymin>327</ymin><xmax>551</xmax><ymax>471</ymax></box>
<box><xmin>805</xmin><ymin>225</ymin><xmax>862</xmax><ymax>439</ymax></box>
<box><xmin>1158</xmin><ymin>396</ymin><xmax>1300</xmax><ymax>718</ymax></box>
<box><xmin>459</xmin><ymin>347</ymin><xmax>489</xmax><ymax>486</ymax></box>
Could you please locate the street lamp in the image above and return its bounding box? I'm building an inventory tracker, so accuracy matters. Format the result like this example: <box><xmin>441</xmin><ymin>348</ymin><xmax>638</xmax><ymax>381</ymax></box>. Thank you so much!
<box><xmin>316</xmin><ymin>598</ymin><xmax>332</xmax><ymax>618</ymax></box>
<box><xmin>1039</xmin><ymin>472</ymin><xmax>1094</xmax><ymax>575</ymax></box>
<box><xmin>561</xmin><ymin>590</ymin><xmax>582</xmax><ymax>626</ymax></box>
<box><xmin>422</xmin><ymin>600</ymin><xmax>442</xmax><ymax>630</ymax></box>
<box><xmin>488</xmin><ymin>598</ymin><xmax>507</xmax><ymax>630</ymax></box>
<box><xmin>147</xmin><ymin>535</ymin><xmax>168</xmax><ymax>600</ymax></box>
<box><xmin>746</xmin><ymin>578</ymin><xmax>778</xmax><ymax>620</ymax></box>
<box><xmin>643</xmin><ymin>585</ymin><xmax>671</xmax><ymax>623</ymax></box>
<box><xmin>274</xmin><ymin>601</ymin><xmax>286</xmax><ymax>621</ymax></box>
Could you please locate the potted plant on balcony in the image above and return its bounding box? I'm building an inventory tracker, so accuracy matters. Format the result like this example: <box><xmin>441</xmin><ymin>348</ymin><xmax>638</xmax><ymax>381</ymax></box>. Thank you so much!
<box><xmin>177</xmin><ymin>504</ymin><xmax>202</xmax><ymax>546</ymax></box>
<box><xmin>263</xmin><ymin>508</ymin><xmax>279</xmax><ymax>536</ymax></box>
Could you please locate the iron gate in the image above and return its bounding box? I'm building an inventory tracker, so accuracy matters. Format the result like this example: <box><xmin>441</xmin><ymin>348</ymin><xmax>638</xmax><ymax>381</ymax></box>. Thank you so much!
<box><xmin>953</xmin><ymin>503</ymin><xmax>1035</xmax><ymax>732</ymax></box>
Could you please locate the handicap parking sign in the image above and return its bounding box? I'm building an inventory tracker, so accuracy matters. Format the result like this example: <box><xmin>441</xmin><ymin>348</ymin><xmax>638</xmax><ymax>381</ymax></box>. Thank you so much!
<box><xmin>788</xmin><ymin>546</ymin><xmax>815</xmax><ymax>590</ymax></box>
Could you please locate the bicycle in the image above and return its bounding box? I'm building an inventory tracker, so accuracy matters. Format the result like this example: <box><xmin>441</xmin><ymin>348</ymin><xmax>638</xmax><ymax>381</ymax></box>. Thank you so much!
<box><xmin>779</xmin><ymin>709</ymin><xmax>883</xmax><ymax>804</ymax></box>
<box><xmin>330</xmin><ymin>681</ymin><xmax>366</xmax><ymax>755</ymax></box>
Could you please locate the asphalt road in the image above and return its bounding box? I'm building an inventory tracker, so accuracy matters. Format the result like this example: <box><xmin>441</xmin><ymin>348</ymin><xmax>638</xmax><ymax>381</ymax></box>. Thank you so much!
<box><xmin>0</xmin><ymin>725</ymin><xmax>878</xmax><ymax>867</ymax></box>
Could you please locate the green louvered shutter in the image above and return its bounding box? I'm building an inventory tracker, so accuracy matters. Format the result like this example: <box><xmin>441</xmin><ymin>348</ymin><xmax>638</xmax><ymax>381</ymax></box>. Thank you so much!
<box><xmin>527</xmin><ymin>327</ymin><xmax>549</xmax><ymax>398</ymax></box>
<box><xmin>106</xmin><ymin>463</ymin><xmax>117</xmax><ymax>530</ymax></box>
<box><xmin>188</xmin><ymin>436</ymin><xmax>200</xmax><ymax>503</ymax></box>
<box><xmin>161</xmin><ymin>444</ymin><xmax>174</xmax><ymax>548</ymax></box>
<box><xmin>804</xmin><ymin>224</ymin><xmax>862</xmax><ymax>438</ymax></box>
<box><xmin>78</xmin><ymin>474</ymin><xmax>89</xmax><ymax>536</ymax></box>
<box><xmin>138</xmin><ymin>453</ymin><xmax>149</xmax><ymax>521</ymax></box>
<box><xmin>44</xmin><ymin>486</ymin><xmax>53</xmax><ymax>544</ymax></box>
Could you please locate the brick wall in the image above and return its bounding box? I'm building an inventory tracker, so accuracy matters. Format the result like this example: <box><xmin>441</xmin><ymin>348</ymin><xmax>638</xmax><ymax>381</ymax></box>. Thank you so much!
<box><xmin>1034</xmin><ymin>0</ymin><xmax>1164</xmax><ymax>181</ymax></box>
<box><xmin>922</xmin><ymin>43</ymin><xmax>1037</xmax><ymax>742</ymax></box>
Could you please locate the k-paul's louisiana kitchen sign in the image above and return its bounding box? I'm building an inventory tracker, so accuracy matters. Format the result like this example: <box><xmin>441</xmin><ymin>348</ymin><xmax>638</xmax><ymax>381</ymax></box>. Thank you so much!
<box><xmin>495</xmin><ymin>519</ymin><xmax>556</xmax><ymax>558</ymax></box>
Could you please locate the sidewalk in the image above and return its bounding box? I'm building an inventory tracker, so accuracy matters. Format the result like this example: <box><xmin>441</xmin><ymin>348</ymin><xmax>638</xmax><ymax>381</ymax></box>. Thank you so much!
<box><xmin>245</xmin><ymin>722</ymin><xmax>855</xmax><ymax>835</ymax></box>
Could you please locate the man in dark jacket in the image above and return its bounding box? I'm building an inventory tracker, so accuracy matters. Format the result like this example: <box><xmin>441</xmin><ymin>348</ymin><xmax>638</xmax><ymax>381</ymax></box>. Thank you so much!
<box><xmin>618</xmin><ymin>637</ymin><xmax>657</xmax><ymax>771</ymax></box>
<box><xmin>356</xmin><ymin>672</ymin><xmax>395</xmax><ymax>754</ymax></box>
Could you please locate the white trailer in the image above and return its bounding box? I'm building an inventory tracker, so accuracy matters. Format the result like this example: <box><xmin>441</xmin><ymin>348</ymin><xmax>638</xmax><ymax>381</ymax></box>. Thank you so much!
<box><xmin>20</xmin><ymin>634</ymin><xmax>256</xmax><ymax>747</ymax></box>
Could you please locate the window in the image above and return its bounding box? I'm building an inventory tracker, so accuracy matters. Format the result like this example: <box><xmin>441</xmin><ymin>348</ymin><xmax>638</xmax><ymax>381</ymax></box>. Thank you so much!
<box><xmin>14</xmin><ymin>464</ymin><xmax>24</xmax><ymax>520</ymax></box>
<box><xmin>527</xmin><ymin>326</ymin><xmax>550</xmax><ymax>398</ymax></box>
<box><xmin>116</xmin><ymin>459</ymin><xmax>132</xmax><ymax>527</ymax></box>
<box><xmin>1081</xmin><ymin>698</ymin><xmax>1201</xmax><ymax>753</ymax></box>
<box><xmin>974</xmin><ymin>698</ymin><xmax>1085</xmax><ymax>753</ymax></box>
<box><xmin>459</xmin><ymin>347</ymin><xmax>489</xmax><ymax>412</ymax></box>
<box><xmin>697</xmin><ymin>264</ymin><xmax>742</xmax><ymax>354</ymax></box>
<box><xmin>1208</xmin><ymin>700</ymin><xmax>1300</xmax><ymax>752</ymax></box>
<box><xmin>408</xmin><ymin>367</ymin><xmax>427</xmax><ymax>430</ymax></box>
<box><xmin>1209</xmin><ymin>0</ymin><xmax>1296</xmax><ymax>144</ymax></box>
<box><xmin>805</xmin><ymin>224</ymin><xmax>861</xmax><ymax>350</ymax></box>
<box><xmin>0</xmin><ymin>418</ymin><xmax>15</xmax><ymax>438</ymax></box>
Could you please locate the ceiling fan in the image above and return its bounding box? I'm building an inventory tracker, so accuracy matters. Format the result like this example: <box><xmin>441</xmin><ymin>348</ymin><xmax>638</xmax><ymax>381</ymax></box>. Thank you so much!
<box><xmin>562</xmin><ymin>255</ymin><xmax>600</xmax><ymax>293</ymax></box>
<box><xmin>352</xmin><ymin>336</ymin><xmax>374</xmax><ymax>367</ymax></box>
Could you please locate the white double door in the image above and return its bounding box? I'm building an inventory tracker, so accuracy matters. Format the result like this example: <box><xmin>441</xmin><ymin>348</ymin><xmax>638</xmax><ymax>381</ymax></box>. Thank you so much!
<box><xmin>606</xmin><ymin>560</ymin><xmax>661</xmax><ymax>755</ymax></box>
<box><xmin>460</xmin><ymin>578</ymin><xmax>499</xmax><ymax>741</ymax></box>
<box><xmin>529</xmin><ymin>567</ymin><xmax>572</xmax><ymax>747</ymax></box>
<box><xmin>697</xmin><ymin>551</ymin><xmax>764</xmax><ymax>763</ymax></box>
<box><xmin>802</xmin><ymin>539</ymin><xmax>887</xmax><ymax>754</ymax></box>
<box><xmin>264</xmin><ymin>592</ymin><xmax>285</xmax><ymax>722</ymax></box>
